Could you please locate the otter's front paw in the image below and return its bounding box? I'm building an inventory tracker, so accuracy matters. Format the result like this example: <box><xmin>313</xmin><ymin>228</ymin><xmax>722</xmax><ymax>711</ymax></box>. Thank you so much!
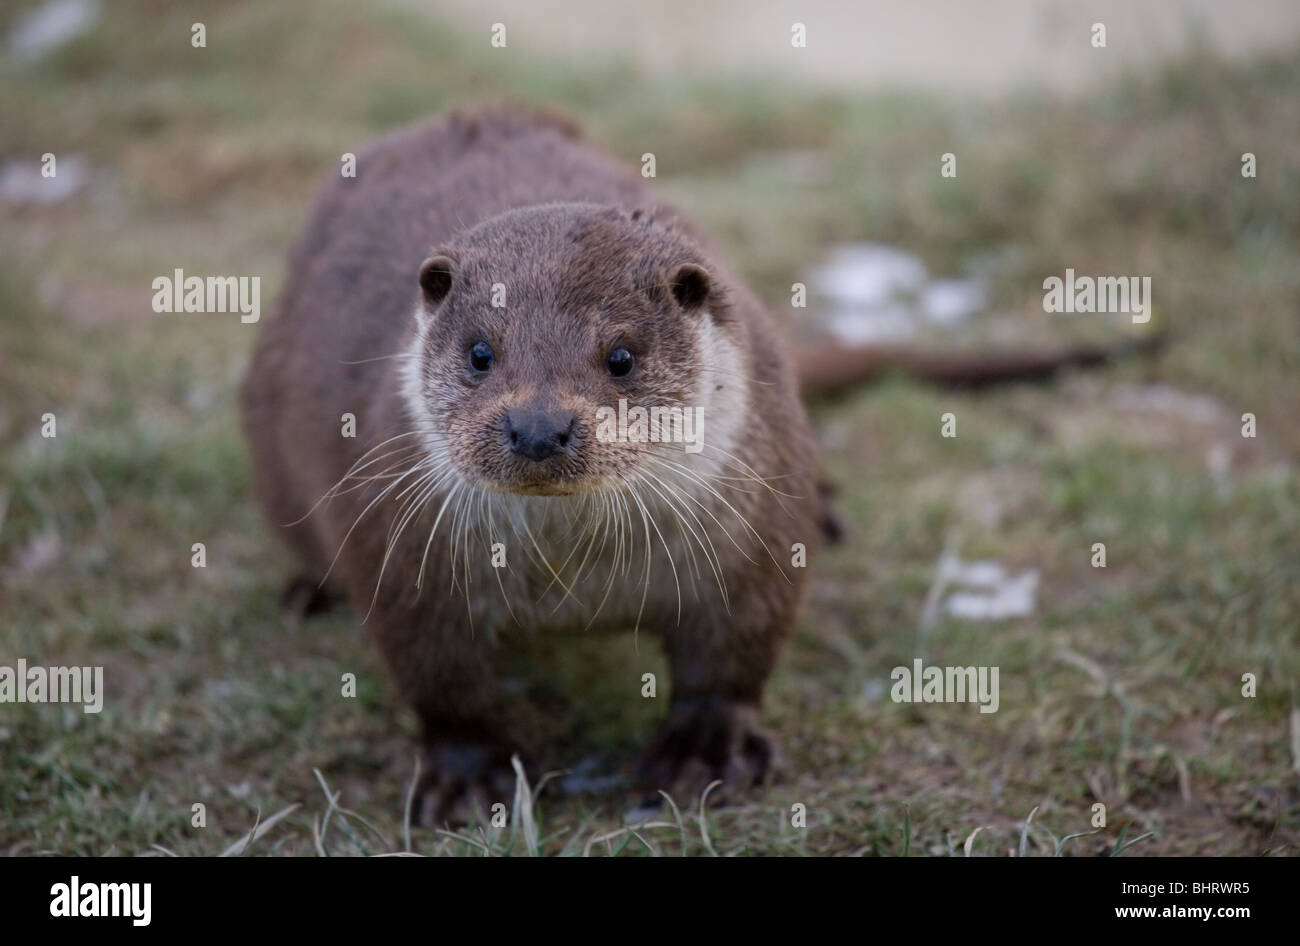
<box><xmin>414</xmin><ymin>739</ymin><xmax>519</xmax><ymax>828</ymax></box>
<box><xmin>635</xmin><ymin>696</ymin><xmax>776</xmax><ymax>805</ymax></box>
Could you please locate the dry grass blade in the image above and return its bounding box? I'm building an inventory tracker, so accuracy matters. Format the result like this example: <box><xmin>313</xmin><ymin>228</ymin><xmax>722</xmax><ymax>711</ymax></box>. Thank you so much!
<box><xmin>1290</xmin><ymin>708</ymin><xmax>1300</xmax><ymax>776</ymax></box>
<box><xmin>312</xmin><ymin>815</ymin><xmax>327</xmax><ymax>857</ymax></box>
<box><xmin>312</xmin><ymin>767</ymin><xmax>394</xmax><ymax>853</ymax></box>
<box><xmin>220</xmin><ymin>804</ymin><xmax>301</xmax><ymax>857</ymax></box>
<box><xmin>698</xmin><ymin>780</ymin><xmax>723</xmax><ymax>857</ymax></box>
<box><xmin>658</xmin><ymin>790</ymin><xmax>688</xmax><ymax>856</ymax></box>
<box><xmin>511</xmin><ymin>753</ymin><xmax>539</xmax><ymax>857</ymax></box>
<box><xmin>403</xmin><ymin>753</ymin><xmax>421</xmax><ymax>854</ymax></box>
<box><xmin>433</xmin><ymin>828</ymin><xmax>490</xmax><ymax>855</ymax></box>
<box><xmin>963</xmin><ymin>825</ymin><xmax>989</xmax><ymax>857</ymax></box>
<box><xmin>1018</xmin><ymin>806</ymin><xmax>1039</xmax><ymax>858</ymax></box>
<box><xmin>582</xmin><ymin>822</ymin><xmax>677</xmax><ymax>857</ymax></box>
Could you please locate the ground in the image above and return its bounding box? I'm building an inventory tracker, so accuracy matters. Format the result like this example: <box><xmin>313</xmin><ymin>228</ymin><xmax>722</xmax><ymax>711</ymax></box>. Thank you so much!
<box><xmin>1</xmin><ymin>0</ymin><xmax>1297</xmax><ymax>855</ymax></box>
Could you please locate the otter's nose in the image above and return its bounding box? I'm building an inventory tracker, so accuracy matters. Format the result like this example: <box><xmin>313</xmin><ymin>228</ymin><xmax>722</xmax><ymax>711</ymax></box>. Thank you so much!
<box><xmin>505</xmin><ymin>409</ymin><xmax>576</xmax><ymax>462</ymax></box>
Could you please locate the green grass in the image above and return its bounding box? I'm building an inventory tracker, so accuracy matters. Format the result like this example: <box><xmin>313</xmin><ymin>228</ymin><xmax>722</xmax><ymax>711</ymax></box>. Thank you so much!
<box><xmin>1</xmin><ymin>0</ymin><xmax>1297</xmax><ymax>855</ymax></box>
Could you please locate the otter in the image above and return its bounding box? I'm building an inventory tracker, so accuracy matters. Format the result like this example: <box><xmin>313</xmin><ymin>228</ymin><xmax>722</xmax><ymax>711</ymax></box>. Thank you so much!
<box><xmin>241</xmin><ymin>104</ymin><xmax>1160</xmax><ymax>824</ymax></box>
<box><xmin>241</xmin><ymin>105</ymin><xmax>818</xmax><ymax>823</ymax></box>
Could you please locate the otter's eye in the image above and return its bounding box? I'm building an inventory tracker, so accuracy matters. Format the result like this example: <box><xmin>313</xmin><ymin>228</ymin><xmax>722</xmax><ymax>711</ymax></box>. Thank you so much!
<box><xmin>607</xmin><ymin>347</ymin><xmax>634</xmax><ymax>378</ymax></box>
<box><xmin>469</xmin><ymin>340</ymin><xmax>494</xmax><ymax>372</ymax></box>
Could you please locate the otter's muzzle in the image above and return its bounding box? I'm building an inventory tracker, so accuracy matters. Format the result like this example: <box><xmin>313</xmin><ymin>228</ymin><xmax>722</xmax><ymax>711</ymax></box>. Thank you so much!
<box><xmin>504</xmin><ymin>409</ymin><xmax>577</xmax><ymax>462</ymax></box>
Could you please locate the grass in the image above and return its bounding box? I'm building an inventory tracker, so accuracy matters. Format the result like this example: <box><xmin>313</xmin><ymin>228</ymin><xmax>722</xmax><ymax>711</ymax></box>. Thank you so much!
<box><xmin>1</xmin><ymin>0</ymin><xmax>1297</xmax><ymax>855</ymax></box>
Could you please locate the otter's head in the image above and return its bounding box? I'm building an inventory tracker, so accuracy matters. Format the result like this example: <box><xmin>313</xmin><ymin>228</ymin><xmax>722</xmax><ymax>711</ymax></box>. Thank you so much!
<box><xmin>401</xmin><ymin>203</ymin><xmax>744</xmax><ymax>496</ymax></box>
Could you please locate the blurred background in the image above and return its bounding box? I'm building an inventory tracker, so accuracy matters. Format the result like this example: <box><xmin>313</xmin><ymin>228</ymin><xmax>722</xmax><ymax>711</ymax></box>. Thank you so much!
<box><xmin>1</xmin><ymin>0</ymin><xmax>1297</xmax><ymax>856</ymax></box>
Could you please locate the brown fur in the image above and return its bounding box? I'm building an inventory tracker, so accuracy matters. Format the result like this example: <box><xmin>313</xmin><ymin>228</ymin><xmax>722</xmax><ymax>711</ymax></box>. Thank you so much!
<box><xmin>240</xmin><ymin>104</ymin><xmax>820</xmax><ymax>823</ymax></box>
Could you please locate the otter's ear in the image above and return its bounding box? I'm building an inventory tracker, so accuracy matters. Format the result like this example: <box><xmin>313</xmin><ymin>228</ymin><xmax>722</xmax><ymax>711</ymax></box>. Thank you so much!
<box><xmin>418</xmin><ymin>255</ymin><xmax>456</xmax><ymax>308</ymax></box>
<box><xmin>670</xmin><ymin>263</ymin><xmax>711</xmax><ymax>312</ymax></box>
